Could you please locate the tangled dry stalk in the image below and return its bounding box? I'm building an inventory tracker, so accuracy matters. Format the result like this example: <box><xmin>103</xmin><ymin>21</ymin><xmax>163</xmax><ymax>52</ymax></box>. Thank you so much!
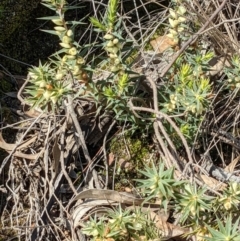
<box><xmin>1</xmin><ymin>0</ymin><xmax>240</xmax><ymax>240</ymax></box>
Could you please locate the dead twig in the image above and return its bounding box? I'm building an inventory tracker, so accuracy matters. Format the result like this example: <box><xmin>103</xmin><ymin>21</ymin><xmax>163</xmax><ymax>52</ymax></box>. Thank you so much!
<box><xmin>102</xmin><ymin>120</ymin><xmax>116</xmax><ymax>189</ymax></box>
<box><xmin>65</xmin><ymin>96</ymin><xmax>101</xmax><ymax>189</ymax></box>
<box><xmin>0</xmin><ymin>112</ymin><xmax>44</xmax><ymax>175</ymax></box>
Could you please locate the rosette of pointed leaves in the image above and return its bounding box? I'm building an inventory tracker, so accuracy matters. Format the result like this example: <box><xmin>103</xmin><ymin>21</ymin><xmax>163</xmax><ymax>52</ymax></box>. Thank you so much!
<box><xmin>175</xmin><ymin>183</ymin><xmax>213</xmax><ymax>225</ymax></box>
<box><xmin>205</xmin><ymin>215</ymin><xmax>240</xmax><ymax>241</ymax></box>
<box><xmin>218</xmin><ymin>182</ymin><xmax>240</xmax><ymax>211</ymax></box>
<box><xmin>25</xmin><ymin>61</ymin><xmax>71</xmax><ymax>110</ymax></box>
<box><xmin>225</xmin><ymin>56</ymin><xmax>240</xmax><ymax>89</ymax></box>
<box><xmin>82</xmin><ymin>206</ymin><xmax>159</xmax><ymax>241</ymax></box>
<box><xmin>136</xmin><ymin>162</ymin><xmax>184</xmax><ymax>211</ymax></box>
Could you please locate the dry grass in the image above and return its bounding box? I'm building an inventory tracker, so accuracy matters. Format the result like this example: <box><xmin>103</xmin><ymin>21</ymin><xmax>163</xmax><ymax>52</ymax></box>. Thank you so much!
<box><xmin>1</xmin><ymin>0</ymin><xmax>240</xmax><ymax>240</ymax></box>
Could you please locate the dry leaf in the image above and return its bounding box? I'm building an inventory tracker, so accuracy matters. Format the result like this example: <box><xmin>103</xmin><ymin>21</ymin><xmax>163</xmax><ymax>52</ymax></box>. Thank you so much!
<box><xmin>0</xmin><ymin>133</ymin><xmax>37</xmax><ymax>151</ymax></box>
<box><xmin>0</xmin><ymin>185</ymin><xmax>7</xmax><ymax>193</ymax></box>
<box><xmin>72</xmin><ymin>199</ymin><xmax>117</xmax><ymax>228</ymax></box>
<box><xmin>70</xmin><ymin>188</ymin><xmax>178</xmax><ymax>238</ymax></box>
<box><xmin>200</xmin><ymin>174</ymin><xmax>227</xmax><ymax>190</ymax></box>
<box><xmin>70</xmin><ymin>189</ymin><xmax>146</xmax><ymax>229</ymax></box>
<box><xmin>150</xmin><ymin>35</ymin><xmax>177</xmax><ymax>54</ymax></box>
<box><xmin>157</xmin><ymin>210</ymin><xmax>169</xmax><ymax>223</ymax></box>
<box><xmin>24</xmin><ymin>109</ymin><xmax>43</xmax><ymax>118</ymax></box>
<box><xmin>0</xmin><ymin>133</ymin><xmax>42</xmax><ymax>160</ymax></box>
<box><xmin>208</xmin><ymin>54</ymin><xmax>231</xmax><ymax>76</ymax></box>
<box><xmin>7</xmin><ymin>150</ymin><xmax>42</xmax><ymax>160</ymax></box>
<box><xmin>224</xmin><ymin>155</ymin><xmax>240</xmax><ymax>173</ymax></box>
<box><xmin>118</xmin><ymin>158</ymin><xmax>132</xmax><ymax>169</ymax></box>
<box><xmin>125</xmin><ymin>187</ymin><xmax>132</xmax><ymax>193</ymax></box>
<box><xmin>174</xmin><ymin>170</ymin><xmax>182</xmax><ymax>179</ymax></box>
<box><xmin>199</xmin><ymin>155</ymin><xmax>240</xmax><ymax>191</ymax></box>
<box><xmin>69</xmin><ymin>189</ymin><xmax>145</xmax><ymax>207</ymax></box>
<box><xmin>108</xmin><ymin>152</ymin><xmax>115</xmax><ymax>166</ymax></box>
<box><xmin>149</xmin><ymin>211</ymin><xmax>188</xmax><ymax>239</ymax></box>
<box><xmin>66</xmin><ymin>133</ymin><xmax>79</xmax><ymax>155</ymax></box>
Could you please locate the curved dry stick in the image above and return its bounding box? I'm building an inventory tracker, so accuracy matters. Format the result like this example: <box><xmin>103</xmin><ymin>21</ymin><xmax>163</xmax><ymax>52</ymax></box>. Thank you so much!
<box><xmin>129</xmin><ymin>105</ymin><xmax>194</xmax><ymax>165</ymax></box>
<box><xmin>145</xmin><ymin>77</ymin><xmax>193</xmax><ymax>166</ymax></box>
<box><xmin>17</xmin><ymin>74</ymin><xmax>30</xmax><ymax>105</ymax></box>
<box><xmin>146</xmin><ymin>77</ymin><xmax>181</xmax><ymax>168</ymax></box>
<box><xmin>145</xmin><ymin>76</ymin><xmax>192</xmax><ymax>165</ymax></box>
<box><xmin>157</xmin><ymin>120</ymin><xmax>183</xmax><ymax>172</ymax></box>
<box><xmin>0</xmin><ymin>112</ymin><xmax>44</xmax><ymax>174</ymax></box>
<box><xmin>60</xmin><ymin>120</ymin><xmax>78</xmax><ymax>196</ymax></box>
<box><xmin>102</xmin><ymin>120</ymin><xmax>116</xmax><ymax>189</ymax></box>
<box><xmin>66</xmin><ymin>96</ymin><xmax>101</xmax><ymax>189</ymax></box>
<box><xmin>128</xmin><ymin>97</ymin><xmax>154</xmax><ymax>120</ymax></box>
<box><xmin>153</xmin><ymin>122</ymin><xmax>174</xmax><ymax>169</ymax></box>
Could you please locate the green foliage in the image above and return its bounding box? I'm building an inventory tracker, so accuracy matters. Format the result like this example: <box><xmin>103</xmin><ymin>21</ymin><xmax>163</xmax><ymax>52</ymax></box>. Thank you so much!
<box><xmin>81</xmin><ymin>206</ymin><xmax>160</xmax><ymax>241</ymax></box>
<box><xmin>160</xmin><ymin>50</ymin><xmax>213</xmax><ymax>145</ymax></box>
<box><xmin>167</xmin><ymin>0</ymin><xmax>187</xmax><ymax>45</ymax></box>
<box><xmin>218</xmin><ymin>182</ymin><xmax>240</xmax><ymax>211</ymax></box>
<box><xmin>110</xmin><ymin>134</ymin><xmax>152</xmax><ymax>162</ymax></box>
<box><xmin>175</xmin><ymin>183</ymin><xmax>213</xmax><ymax>225</ymax></box>
<box><xmin>86</xmin><ymin>0</ymin><xmax>141</xmax><ymax>126</ymax></box>
<box><xmin>24</xmin><ymin>0</ymin><xmax>140</xmax><ymax>130</ymax></box>
<box><xmin>25</xmin><ymin>61</ymin><xmax>72</xmax><ymax>110</ymax></box>
<box><xmin>205</xmin><ymin>216</ymin><xmax>240</xmax><ymax>241</ymax></box>
<box><xmin>25</xmin><ymin>0</ymin><xmax>87</xmax><ymax>111</ymax></box>
<box><xmin>133</xmin><ymin>162</ymin><xmax>240</xmax><ymax>239</ymax></box>
<box><xmin>82</xmin><ymin>159</ymin><xmax>240</xmax><ymax>241</ymax></box>
<box><xmin>81</xmin><ymin>216</ymin><xmax>109</xmax><ymax>239</ymax></box>
<box><xmin>90</xmin><ymin>17</ymin><xmax>106</xmax><ymax>31</ymax></box>
<box><xmin>150</xmin><ymin>1</ymin><xmax>214</xmax><ymax>146</ymax></box>
<box><xmin>19</xmin><ymin>0</ymin><xmax>240</xmax><ymax>240</ymax></box>
<box><xmin>225</xmin><ymin>55</ymin><xmax>240</xmax><ymax>89</ymax></box>
<box><xmin>136</xmin><ymin>162</ymin><xmax>184</xmax><ymax>211</ymax></box>
<box><xmin>107</xmin><ymin>0</ymin><xmax>119</xmax><ymax>30</ymax></box>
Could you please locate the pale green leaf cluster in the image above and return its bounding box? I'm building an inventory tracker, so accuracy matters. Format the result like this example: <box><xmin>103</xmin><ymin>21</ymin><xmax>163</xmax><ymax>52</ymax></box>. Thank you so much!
<box><xmin>87</xmin><ymin>0</ymin><xmax>139</xmax><ymax>126</ymax></box>
<box><xmin>82</xmin><ymin>160</ymin><xmax>240</xmax><ymax>241</ymax></box>
<box><xmin>136</xmin><ymin>162</ymin><xmax>184</xmax><ymax>211</ymax></box>
<box><xmin>225</xmin><ymin>55</ymin><xmax>240</xmax><ymax>89</ymax></box>
<box><xmin>167</xmin><ymin>0</ymin><xmax>187</xmax><ymax>44</ymax></box>
<box><xmin>107</xmin><ymin>0</ymin><xmax>119</xmax><ymax>30</ymax></box>
<box><xmin>164</xmin><ymin>51</ymin><xmax>213</xmax><ymax>115</ymax></box>
<box><xmin>205</xmin><ymin>216</ymin><xmax>240</xmax><ymax>241</ymax></box>
<box><xmin>81</xmin><ymin>206</ymin><xmax>159</xmax><ymax>241</ymax></box>
<box><xmin>25</xmin><ymin>62</ymin><xmax>71</xmax><ymax>110</ymax></box>
<box><xmin>175</xmin><ymin>183</ymin><xmax>213</xmax><ymax>224</ymax></box>
<box><xmin>135</xmin><ymin>162</ymin><xmax>240</xmax><ymax>240</ymax></box>
<box><xmin>160</xmin><ymin>51</ymin><xmax>213</xmax><ymax>145</ymax></box>
<box><xmin>25</xmin><ymin>0</ymin><xmax>88</xmax><ymax>111</ymax></box>
<box><xmin>218</xmin><ymin>182</ymin><xmax>240</xmax><ymax>211</ymax></box>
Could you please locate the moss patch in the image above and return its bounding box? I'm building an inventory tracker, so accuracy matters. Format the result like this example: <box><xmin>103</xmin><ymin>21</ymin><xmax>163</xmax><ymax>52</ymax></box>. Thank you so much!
<box><xmin>109</xmin><ymin>133</ymin><xmax>154</xmax><ymax>190</ymax></box>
